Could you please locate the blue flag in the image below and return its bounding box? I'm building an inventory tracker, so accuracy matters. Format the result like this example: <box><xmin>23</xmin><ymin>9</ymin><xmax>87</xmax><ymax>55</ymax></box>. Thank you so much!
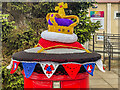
<box><xmin>83</xmin><ymin>63</ymin><xmax>95</xmax><ymax>76</ymax></box>
<box><xmin>22</xmin><ymin>62</ymin><xmax>37</xmax><ymax>78</ymax></box>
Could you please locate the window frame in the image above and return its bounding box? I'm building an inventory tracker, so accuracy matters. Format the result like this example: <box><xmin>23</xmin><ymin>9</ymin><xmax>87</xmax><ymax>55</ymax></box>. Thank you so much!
<box><xmin>114</xmin><ymin>11</ymin><xmax>120</xmax><ymax>19</ymax></box>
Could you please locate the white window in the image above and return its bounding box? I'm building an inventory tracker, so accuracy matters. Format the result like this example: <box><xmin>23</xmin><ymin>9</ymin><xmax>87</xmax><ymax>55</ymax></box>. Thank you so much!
<box><xmin>114</xmin><ymin>11</ymin><xmax>120</xmax><ymax>19</ymax></box>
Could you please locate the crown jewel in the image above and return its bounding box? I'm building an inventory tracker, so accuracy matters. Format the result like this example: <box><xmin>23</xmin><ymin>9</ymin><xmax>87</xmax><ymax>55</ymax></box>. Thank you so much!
<box><xmin>46</xmin><ymin>2</ymin><xmax>79</xmax><ymax>34</ymax></box>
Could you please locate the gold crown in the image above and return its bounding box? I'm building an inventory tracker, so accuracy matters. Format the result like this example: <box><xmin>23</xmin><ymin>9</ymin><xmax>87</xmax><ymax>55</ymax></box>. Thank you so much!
<box><xmin>46</xmin><ymin>2</ymin><xmax>79</xmax><ymax>34</ymax></box>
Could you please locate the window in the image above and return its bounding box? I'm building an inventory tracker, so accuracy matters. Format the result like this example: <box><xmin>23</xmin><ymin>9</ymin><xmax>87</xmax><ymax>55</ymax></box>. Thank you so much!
<box><xmin>114</xmin><ymin>11</ymin><xmax>120</xmax><ymax>19</ymax></box>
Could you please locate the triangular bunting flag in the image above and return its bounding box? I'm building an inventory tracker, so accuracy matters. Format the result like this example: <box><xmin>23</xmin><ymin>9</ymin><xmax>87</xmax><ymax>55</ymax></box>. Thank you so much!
<box><xmin>40</xmin><ymin>62</ymin><xmax>59</xmax><ymax>78</ymax></box>
<box><xmin>22</xmin><ymin>62</ymin><xmax>37</xmax><ymax>78</ymax></box>
<box><xmin>96</xmin><ymin>59</ymin><xmax>105</xmax><ymax>72</ymax></box>
<box><xmin>83</xmin><ymin>63</ymin><xmax>95</xmax><ymax>76</ymax></box>
<box><xmin>62</xmin><ymin>63</ymin><xmax>82</xmax><ymax>79</ymax></box>
<box><xmin>10</xmin><ymin>61</ymin><xmax>20</xmax><ymax>74</ymax></box>
<box><xmin>7</xmin><ymin>59</ymin><xmax>13</xmax><ymax>69</ymax></box>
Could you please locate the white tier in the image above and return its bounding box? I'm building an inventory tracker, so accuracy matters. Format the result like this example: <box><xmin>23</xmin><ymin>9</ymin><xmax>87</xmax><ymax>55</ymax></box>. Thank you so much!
<box><xmin>41</xmin><ymin>30</ymin><xmax>78</xmax><ymax>43</ymax></box>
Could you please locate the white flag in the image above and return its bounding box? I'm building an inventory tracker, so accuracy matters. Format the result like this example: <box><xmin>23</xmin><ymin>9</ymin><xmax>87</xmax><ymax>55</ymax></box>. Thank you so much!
<box><xmin>96</xmin><ymin>59</ymin><xmax>105</xmax><ymax>72</ymax></box>
<box><xmin>40</xmin><ymin>62</ymin><xmax>59</xmax><ymax>78</ymax></box>
<box><xmin>6</xmin><ymin>59</ymin><xmax>13</xmax><ymax>69</ymax></box>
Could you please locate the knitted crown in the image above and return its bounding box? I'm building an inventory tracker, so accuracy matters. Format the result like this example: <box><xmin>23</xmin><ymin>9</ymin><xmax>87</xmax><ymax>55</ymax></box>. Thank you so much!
<box><xmin>46</xmin><ymin>2</ymin><xmax>79</xmax><ymax>34</ymax></box>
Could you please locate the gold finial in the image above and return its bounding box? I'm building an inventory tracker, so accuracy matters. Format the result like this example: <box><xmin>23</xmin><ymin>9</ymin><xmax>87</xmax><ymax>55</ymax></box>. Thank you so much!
<box><xmin>55</xmin><ymin>2</ymin><xmax>68</xmax><ymax>17</ymax></box>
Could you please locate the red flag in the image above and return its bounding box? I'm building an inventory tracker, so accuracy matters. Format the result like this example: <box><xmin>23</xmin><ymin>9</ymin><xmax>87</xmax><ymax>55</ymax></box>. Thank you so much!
<box><xmin>10</xmin><ymin>61</ymin><xmax>20</xmax><ymax>74</ymax></box>
<box><xmin>62</xmin><ymin>63</ymin><xmax>81</xmax><ymax>79</ymax></box>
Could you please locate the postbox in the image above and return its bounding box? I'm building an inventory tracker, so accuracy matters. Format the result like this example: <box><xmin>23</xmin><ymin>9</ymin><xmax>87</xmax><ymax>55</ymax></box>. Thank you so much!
<box><xmin>7</xmin><ymin>2</ymin><xmax>105</xmax><ymax>89</ymax></box>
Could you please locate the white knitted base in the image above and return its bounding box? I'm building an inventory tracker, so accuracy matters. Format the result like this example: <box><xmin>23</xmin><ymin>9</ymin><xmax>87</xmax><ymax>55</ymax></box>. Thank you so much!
<box><xmin>41</xmin><ymin>30</ymin><xmax>78</xmax><ymax>43</ymax></box>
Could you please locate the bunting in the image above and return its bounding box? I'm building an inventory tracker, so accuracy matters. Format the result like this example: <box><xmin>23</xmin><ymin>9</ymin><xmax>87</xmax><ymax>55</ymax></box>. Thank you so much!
<box><xmin>62</xmin><ymin>63</ymin><xmax>82</xmax><ymax>79</ymax></box>
<box><xmin>96</xmin><ymin>59</ymin><xmax>105</xmax><ymax>72</ymax></box>
<box><xmin>10</xmin><ymin>61</ymin><xmax>20</xmax><ymax>74</ymax></box>
<box><xmin>40</xmin><ymin>62</ymin><xmax>59</xmax><ymax>78</ymax></box>
<box><xmin>22</xmin><ymin>62</ymin><xmax>37</xmax><ymax>78</ymax></box>
<box><xmin>83</xmin><ymin>63</ymin><xmax>95</xmax><ymax>76</ymax></box>
<box><xmin>8</xmin><ymin>59</ymin><xmax>105</xmax><ymax>78</ymax></box>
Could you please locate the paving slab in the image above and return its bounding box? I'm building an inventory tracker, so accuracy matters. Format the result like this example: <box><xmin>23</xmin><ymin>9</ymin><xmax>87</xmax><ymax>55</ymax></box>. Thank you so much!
<box><xmin>96</xmin><ymin>71</ymin><xmax>118</xmax><ymax>79</ymax></box>
<box><xmin>89</xmin><ymin>69</ymin><xmax>119</xmax><ymax>89</ymax></box>
<box><xmin>110</xmin><ymin>84</ymin><xmax>118</xmax><ymax>88</ymax></box>
<box><xmin>90</xmin><ymin>85</ymin><xmax>112</xmax><ymax>88</ymax></box>
<box><xmin>104</xmin><ymin>78</ymin><xmax>118</xmax><ymax>85</ymax></box>
<box><xmin>89</xmin><ymin>78</ymin><xmax>109</xmax><ymax>86</ymax></box>
<box><xmin>89</xmin><ymin>73</ymin><xmax>101</xmax><ymax>79</ymax></box>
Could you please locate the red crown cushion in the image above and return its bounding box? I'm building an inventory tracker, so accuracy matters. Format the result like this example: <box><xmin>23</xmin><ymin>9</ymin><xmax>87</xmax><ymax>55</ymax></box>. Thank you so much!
<box><xmin>38</xmin><ymin>38</ymin><xmax>85</xmax><ymax>50</ymax></box>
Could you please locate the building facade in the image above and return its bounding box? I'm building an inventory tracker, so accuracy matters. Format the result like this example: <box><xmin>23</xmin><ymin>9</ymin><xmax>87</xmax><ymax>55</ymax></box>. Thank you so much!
<box><xmin>87</xmin><ymin>0</ymin><xmax>120</xmax><ymax>55</ymax></box>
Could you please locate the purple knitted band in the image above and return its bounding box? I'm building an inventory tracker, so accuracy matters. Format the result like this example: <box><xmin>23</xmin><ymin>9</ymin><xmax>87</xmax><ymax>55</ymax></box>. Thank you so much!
<box><xmin>48</xmin><ymin>17</ymin><xmax>74</xmax><ymax>26</ymax></box>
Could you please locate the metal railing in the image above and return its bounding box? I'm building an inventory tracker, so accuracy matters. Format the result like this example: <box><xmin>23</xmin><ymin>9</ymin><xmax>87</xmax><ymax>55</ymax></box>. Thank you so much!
<box><xmin>90</xmin><ymin>31</ymin><xmax>120</xmax><ymax>71</ymax></box>
<box><xmin>103</xmin><ymin>32</ymin><xmax>113</xmax><ymax>71</ymax></box>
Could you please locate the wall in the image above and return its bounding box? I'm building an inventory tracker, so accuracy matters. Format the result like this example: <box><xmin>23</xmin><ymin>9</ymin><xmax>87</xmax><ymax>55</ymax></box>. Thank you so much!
<box><xmin>111</xmin><ymin>4</ymin><xmax>120</xmax><ymax>34</ymax></box>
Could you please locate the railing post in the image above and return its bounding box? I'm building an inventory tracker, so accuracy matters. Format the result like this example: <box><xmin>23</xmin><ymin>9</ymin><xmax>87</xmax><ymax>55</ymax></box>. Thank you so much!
<box><xmin>112</xmin><ymin>46</ymin><xmax>113</xmax><ymax>60</ymax></box>
<box><xmin>103</xmin><ymin>31</ymin><xmax>105</xmax><ymax>64</ymax></box>
<box><xmin>109</xmin><ymin>54</ymin><xmax>111</xmax><ymax>71</ymax></box>
<box><xmin>93</xmin><ymin>34</ymin><xmax>94</xmax><ymax>52</ymax></box>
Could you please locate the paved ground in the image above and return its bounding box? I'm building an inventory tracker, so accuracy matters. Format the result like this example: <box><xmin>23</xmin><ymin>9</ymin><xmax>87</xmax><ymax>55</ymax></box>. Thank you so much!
<box><xmin>89</xmin><ymin>69</ymin><xmax>119</xmax><ymax>89</ymax></box>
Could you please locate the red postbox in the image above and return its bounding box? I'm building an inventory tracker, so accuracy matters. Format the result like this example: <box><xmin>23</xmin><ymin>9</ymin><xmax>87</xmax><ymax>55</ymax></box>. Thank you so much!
<box><xmin>23</xmin><ymin>71</ymin><xmax>89</xmax><ymax>88</ymax></box>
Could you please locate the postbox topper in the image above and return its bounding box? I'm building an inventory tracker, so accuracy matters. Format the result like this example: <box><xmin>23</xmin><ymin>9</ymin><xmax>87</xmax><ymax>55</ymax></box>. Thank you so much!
<box><xmin>7</xmin><ymin>2</ymin><xmax>105</xmax><ymax>79</ymax></box>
